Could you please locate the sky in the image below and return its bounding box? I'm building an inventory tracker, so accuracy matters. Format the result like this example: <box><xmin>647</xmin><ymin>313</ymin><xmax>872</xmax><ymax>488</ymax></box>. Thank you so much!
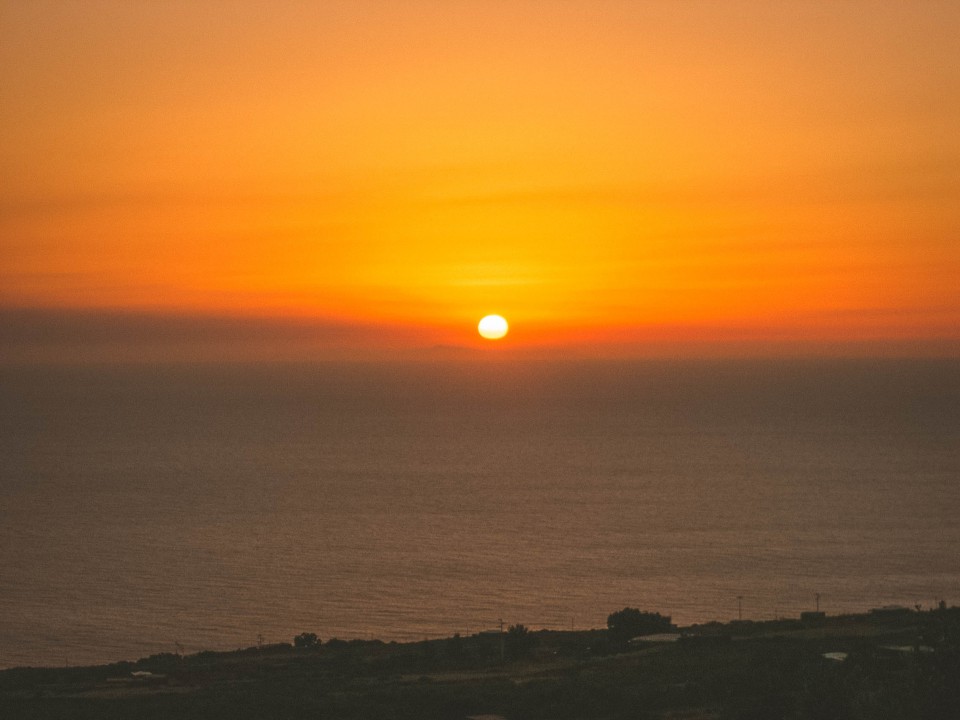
<box><xmin>2</xmin><ymin>0</ymin><xmax>959</xmax><ymax>360</ymax></box>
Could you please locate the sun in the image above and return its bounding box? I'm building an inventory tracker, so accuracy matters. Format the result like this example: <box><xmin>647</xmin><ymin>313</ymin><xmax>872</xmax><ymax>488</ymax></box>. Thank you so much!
<box><xmin>478</xmin><ymin>314</ymin><xmax>509</xmax><ymax>340</ymax></box>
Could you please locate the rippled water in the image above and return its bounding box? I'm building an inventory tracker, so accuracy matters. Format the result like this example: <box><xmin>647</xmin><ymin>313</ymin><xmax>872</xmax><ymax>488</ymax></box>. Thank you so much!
<box><xmin>1</xmin><ymin>359</ymin><xmax>958</xmax><ymax>667</ymax></box>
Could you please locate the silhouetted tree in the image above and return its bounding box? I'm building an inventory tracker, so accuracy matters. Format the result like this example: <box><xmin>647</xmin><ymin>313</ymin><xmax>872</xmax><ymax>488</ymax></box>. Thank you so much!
<box><xmin>420</xmin><ymin>639</ymin><xmax>436</xmax><ymax>663</ymax></box>
<box><xmin>293</xmin><ymin>632</ymin><xmax>320</xmax><ymax>649</ymax></box>
<box><xmin>606</xmin><ymin>608</ymin><xmax>674</xmax><ymax>646</ymax></box>
<box><xmin>505</xmin><ymin>624</ymin><xmax>537</xmax><ymax>660</ymax></box>
<box><xmin>445</xmin><ymin>632</ymin><xmax>464</xmax><ymax>661</ymax></box>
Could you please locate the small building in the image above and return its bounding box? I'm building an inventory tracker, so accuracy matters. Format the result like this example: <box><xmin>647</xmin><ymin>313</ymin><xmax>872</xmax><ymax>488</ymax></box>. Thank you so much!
<box><xmin>870</xmin><ymin>605</ymin><xmax>912</xmax><ymax>618</ymax></box>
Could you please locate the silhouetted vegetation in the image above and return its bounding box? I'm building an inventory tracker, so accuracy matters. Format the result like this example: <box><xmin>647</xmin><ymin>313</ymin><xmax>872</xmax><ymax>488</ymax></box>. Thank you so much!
<box><xmin>3</xmin><ymin>607</ymin><xmax>960</xmax><ymax>719</ymax></box>
<box><xmin>606</xmin><ymin>607</ymin><xmax>675</xmax><ymax>646</ymax></box>
<box><xmin>292</xmin><ymin>632</ymin><xmax>320</xmax><ymax>649</ymax></box>
<box><xmin>504</xmin><ymin>623</ymin><xmax>537</xmax><ymax>660</ymax></box>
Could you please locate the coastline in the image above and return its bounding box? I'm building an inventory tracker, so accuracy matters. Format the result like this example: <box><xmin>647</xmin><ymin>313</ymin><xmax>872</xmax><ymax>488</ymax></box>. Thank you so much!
<box><xmin>3</xmin><ymin>606</ymin><xmax>958</xmax><ymax>719</ymax></box>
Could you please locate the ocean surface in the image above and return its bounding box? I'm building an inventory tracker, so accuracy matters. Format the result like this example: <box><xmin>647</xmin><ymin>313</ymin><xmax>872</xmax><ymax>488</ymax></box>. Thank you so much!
<box><xmin>1</xmin><ymin>358</ymin><xmax>958</xmax><ymax>668</ymax></box>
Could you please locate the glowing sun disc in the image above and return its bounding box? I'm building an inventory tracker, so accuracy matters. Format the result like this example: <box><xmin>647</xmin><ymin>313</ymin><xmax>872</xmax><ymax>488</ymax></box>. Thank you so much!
<box><xmin>478</xmin><ymin>314</ymin><xmax>509</xmax><ymax>340</ymax></box>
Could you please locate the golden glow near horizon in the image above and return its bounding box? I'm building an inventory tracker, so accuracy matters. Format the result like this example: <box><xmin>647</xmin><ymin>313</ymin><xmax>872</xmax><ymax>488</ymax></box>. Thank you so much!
<box><xmin>478</xmin><ymin>315</ymin><xmax>509</xmax><ymax>340</ymax></box>
<box><xmin>1</xmin><ymin>1</ymin><xmax>959</xmax><ymax>357</ymax></box>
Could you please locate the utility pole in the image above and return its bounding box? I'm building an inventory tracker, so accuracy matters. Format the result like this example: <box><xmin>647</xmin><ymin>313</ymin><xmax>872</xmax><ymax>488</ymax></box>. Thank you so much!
<box><xmin>816</xmin><ymin>593</ymin><xmax>821</xmax><ymax>613</ymax></box>
<box><xmin>737</xmin><ymin>596</ymin><xmax>743</xmax><ymax>621</ymax></box>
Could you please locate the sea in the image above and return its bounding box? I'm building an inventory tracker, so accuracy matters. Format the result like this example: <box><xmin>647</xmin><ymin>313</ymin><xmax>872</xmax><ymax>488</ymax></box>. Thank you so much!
<box><xmin>1</xmin><ymin>358</ymin><xmax>958</xmax><ymax>668</ymax></box>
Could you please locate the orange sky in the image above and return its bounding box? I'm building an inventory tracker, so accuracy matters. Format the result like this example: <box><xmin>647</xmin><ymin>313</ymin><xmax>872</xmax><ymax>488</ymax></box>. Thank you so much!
<box><xmin>2</xmin><ymin>1</ymin><xmax>959</xmax><ymax>358</ymax></box>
